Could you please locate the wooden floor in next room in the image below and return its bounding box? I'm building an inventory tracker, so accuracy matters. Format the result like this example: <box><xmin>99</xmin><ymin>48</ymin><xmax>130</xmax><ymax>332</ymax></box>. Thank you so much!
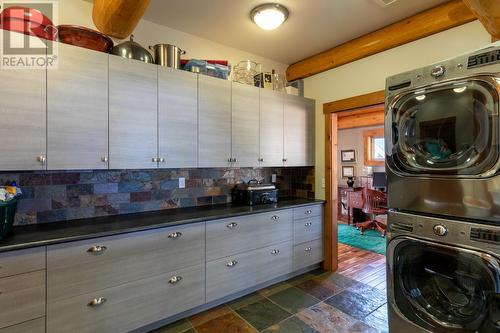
<box><xmin>154</xmin><ymin>245</ymin><xmax>388</xmax><ymax>333</ymax></box>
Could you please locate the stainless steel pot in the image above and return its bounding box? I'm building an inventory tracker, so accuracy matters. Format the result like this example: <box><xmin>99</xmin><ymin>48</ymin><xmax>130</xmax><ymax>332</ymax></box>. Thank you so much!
<box><xmin>149</xmin><ymin>44</ymin><xmax>186</xmax><ymax>68</ymax></box>
<box><xmin>112</xmin><ymin>34</ymin><xmax>153</xmax><ymax>63</ymax></box>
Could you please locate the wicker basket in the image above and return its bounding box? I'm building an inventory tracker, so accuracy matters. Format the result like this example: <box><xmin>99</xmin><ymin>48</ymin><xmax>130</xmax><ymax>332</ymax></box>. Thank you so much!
<box><xmin>0</xmin><ymin>199</ymin><xmax>17</xmax><ymax>240</ymax></box>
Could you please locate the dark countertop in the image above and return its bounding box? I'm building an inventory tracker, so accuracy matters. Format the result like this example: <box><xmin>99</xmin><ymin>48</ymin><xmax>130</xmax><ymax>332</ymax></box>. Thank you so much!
<box><xmin>0</xmin><ymin>198</ymin><xmax>324</xmax><ymax>253</ymax></box>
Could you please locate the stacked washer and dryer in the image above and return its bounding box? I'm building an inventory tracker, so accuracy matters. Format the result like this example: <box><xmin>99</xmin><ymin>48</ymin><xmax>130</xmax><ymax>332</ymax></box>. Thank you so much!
<box><xmin>385</xmin><ymin>43</ymin><xmax>500</xmax><ymax>332</ymax></box>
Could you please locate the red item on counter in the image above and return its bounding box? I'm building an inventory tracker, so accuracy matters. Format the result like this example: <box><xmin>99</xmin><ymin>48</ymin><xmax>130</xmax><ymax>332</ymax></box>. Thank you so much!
<box><xmin>0</xmin><ymin>6</ymin><xmax>56</xmax><ymax>40</ymax></box>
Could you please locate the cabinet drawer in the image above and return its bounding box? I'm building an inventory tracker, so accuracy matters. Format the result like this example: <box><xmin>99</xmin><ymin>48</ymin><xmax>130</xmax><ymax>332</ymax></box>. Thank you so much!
<box><xmin>293</xmin><ymin>239</ymin><xmax>323</xmax><ymax>271</ymax></box>
<box><xmin>206</xmin><ymin>210</ymin><xmax>292</xmax><ymax>260</ymax></box>
<box><xmin>0</xmin><ymin>271</ymin><xmax>45</xmax><ymax>329</ymax></box>
<box><xmin>48</xmin><ymin>222</ymin><xmax>205</xmax><ymax>302</ymax></box>
<box><xmin>293</xmin><ymin>216</ymin><xmax>322</xmax><ymax>245</ymax></box>
<box><xmin>47</xmin><ymin>263</ymin><xmax>205</xmax><ymax>333</ymax></box>
<box><xmin>0</xmin><ymin>247</ymin><xmax>45</xmax><ymax>278</ymax></box>
<box><xmin>0</xmin><ymin>317</ymin><xmax>45</xmax><ymax>333</ymax></box>
<box><xmin>293</xmin><ymin>205</ymin><xmax>322</xmax><ymax>219</ymax></box>
<box><xmin>206</xmin><ymin>241</ymin><xmax>292</xmax><ymax>302</ymax></box>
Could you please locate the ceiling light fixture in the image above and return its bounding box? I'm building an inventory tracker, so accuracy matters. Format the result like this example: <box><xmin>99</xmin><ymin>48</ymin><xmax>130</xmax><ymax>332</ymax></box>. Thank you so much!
<box><xmin>251</xmin><ymin>3</ymin><xmax>289</xmax><ymax>30</ymax></box>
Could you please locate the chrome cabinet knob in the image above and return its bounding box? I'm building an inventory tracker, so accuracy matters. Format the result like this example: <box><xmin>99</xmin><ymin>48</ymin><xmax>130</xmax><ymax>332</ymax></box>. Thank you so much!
<box><xmin>305</xmin><ymin>222</ymin><xmax>312</xmax><ymax>227</ymax></box>
<box><xmin>168</xmin><ymin>232</ymin><xmax>182</xmax><ymax>239</ymax></box>
<box><xmin>282</xmin><ymin>158</ymin><xmax>287</xmax><ymax>162</ymax></box>
<box><xmin>227</xmin><ymin>222</ymin><xmax>238</xmax><ymax>229</ymax></box>
<box><xmin>271</xmin><ymin>249</ymin><xmax>280</xmax><ymax>255</ymax></box>
<box><xmin>226</xmin><ymin>260</ymin><xmax>238</xmax><ymax>267</ymax></box>
<box><xmin>271</xmin><ymin>215</ymin><xmax>280</xmax><ymax>221</ymax></box>
<box><xmin>431</xmin><ymin>65</ymin><xmax>446</xmax><ymax>78</ymax></box>
<box><xmin>101</xmin><ymin>156</ymin><xmax>108</xmax><ymax>163</ymax></box>
<box><xmin>433</xmin><ymin>224</ymin><xmax>448</xmax><ymax>236</ymax></box>
<box><xmin>152</xmin><ymin>157</ymin><xmax>159</xmax><ymax>162</ymax></box>
<box><xmin>168</xmin><ymin>276</ymin><xmax>182</xmax><ymax>284</ymax></box>
<box><xmin>87</xmin><ymin>245</ymin><xmax>107</xmax><ymax>254</ymax></box>
<box><xmin>305</xmin><ymin>210</ymin><xmax>312</xmax><ymax>215</ymax></box>
<box><xmin>159</xmin><ymin>157</ymin><xmax>166</xmax><ymax>163</ymax></box>
<box><xmin>37</xmin><ymin>155</ymin><xmax>46</xmax><ymax>164</ymax></box>
<box><xmin>258</xmin><ymin>158</ymin><xmax>264</xmax><ymax>162</ymax></box>
<box><xmin>87</xmin><ymin>297</ymin><xmax>107</xmax><ymax>307</ymax></box>
<box><xmin>305</xmin><ymin>247</ymin><xmax>312</xmax><ymax>252</ymax></box>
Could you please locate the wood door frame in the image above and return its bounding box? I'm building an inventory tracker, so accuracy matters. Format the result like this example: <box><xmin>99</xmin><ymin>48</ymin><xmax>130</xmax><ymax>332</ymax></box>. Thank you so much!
<box><xmin>323</xmin><ymin>91</ymin><xmax>385</xmax><ymax>271</ymax></box>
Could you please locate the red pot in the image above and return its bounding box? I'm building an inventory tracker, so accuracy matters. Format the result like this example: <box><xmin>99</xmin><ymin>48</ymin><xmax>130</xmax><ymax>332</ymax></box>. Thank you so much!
<box><xmin>57</xmin><ymin>25</ymin><xmax>113</xmax><ymax>53</ymax></box>
<box><xmin>0</xmin><ymin>6</ymin><xmax>56</xmax><ymax>40</ymax></box>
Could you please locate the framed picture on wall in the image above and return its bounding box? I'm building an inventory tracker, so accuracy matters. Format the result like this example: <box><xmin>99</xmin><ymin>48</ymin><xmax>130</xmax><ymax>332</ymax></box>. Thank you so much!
<box><xmin>342</xmin><ymin>166</ymin><xmax>355</xmax><ymax>178</ymax></box>
<box><xmin>341</xmin><ymin>149</ymin><xmax>356</xmax><ymax>163</ymax></box>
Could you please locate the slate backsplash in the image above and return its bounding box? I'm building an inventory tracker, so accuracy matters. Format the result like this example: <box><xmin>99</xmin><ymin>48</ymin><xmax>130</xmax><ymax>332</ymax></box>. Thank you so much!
<box><xmin>0</xmin><ymin>167</ymin><xmax>314</xmax><ymax>225</ymax></box>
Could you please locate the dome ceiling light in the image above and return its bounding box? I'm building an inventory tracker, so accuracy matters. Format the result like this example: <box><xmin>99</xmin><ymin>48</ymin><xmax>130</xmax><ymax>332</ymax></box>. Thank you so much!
<box><xmin>250</xmin><ymin>3</ymin><xmax>289</xmax><ymax>31</ymax></box>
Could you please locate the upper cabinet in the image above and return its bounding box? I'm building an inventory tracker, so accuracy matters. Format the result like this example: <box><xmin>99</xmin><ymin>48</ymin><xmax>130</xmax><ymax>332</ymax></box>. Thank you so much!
<box><xmin>231</xmin><ymin>82</ymin><xmax>260</xmax><ymax>168</ymax></box>
<box><xmin>284</xmin><ymin>95</ymin><xmax>315</xmax><ymax>166</ymax></box>
<box><xmin>0</xmin><ymin>35</ymin><xmax>46</xmax><ymax>171</ymax></box>
<box><xmin>198</xmin><ymin>75</ymin><xmax>231</xmax><ymax>168</ymax></box>
<box><xmin>260</xmin><ymin>90</ymin><xmax>284</xmax><ymax>167</ymax></box>
<box><xmin>47</xmin><ymin>43</ymin><xmax>109</xmax><ymax>170</ymax></box>
<box><xmin>109</xmin><ymin>56</ymin><xmax>158</xmax><ymax>169</ymax></box>
<box><xmin>158</xmin><ymin>68</ymin><xmax>198</xmax><ymax>168</ymax></box>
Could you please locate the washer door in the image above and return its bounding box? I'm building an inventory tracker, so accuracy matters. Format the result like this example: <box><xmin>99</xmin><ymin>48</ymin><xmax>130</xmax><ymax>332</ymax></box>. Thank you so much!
<box><xmin>386</xmin><ymin>77</ymin><xmax>499</xmax><ymax>177</ymax></box>
<box><xmin>389</xmin><ymin>237</ymin><xmax>500</xmax><ymax>332</ymax></box>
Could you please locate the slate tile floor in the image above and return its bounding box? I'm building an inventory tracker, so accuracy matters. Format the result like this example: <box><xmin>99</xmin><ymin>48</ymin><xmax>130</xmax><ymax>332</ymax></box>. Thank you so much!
<box><xmin>153</xmin><ymin>245</ymin><xmax>388</xmax><ymax>333</ymax></box>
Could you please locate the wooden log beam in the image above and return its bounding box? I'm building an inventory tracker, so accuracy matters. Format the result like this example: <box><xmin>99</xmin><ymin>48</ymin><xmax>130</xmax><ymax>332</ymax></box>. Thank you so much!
<box><xmin>463</xmin><ymin>0</ymin><xmax>500</xmax><ymax>40</ymax></box>
<box><xmin>93</xmin><ymin>0</ymin><xmax>151</xmax><ymax>39</ymax></box>
<box><xmin>338</xmin><ymin>106</ymin><xmax>384</xmax><ymax>129</ymax></box>
<box><xmin>324</xmin><ymin>90</ymin><xmax>385</xmax><ymax>114</ymax></box>
<box><xmin>286</xmin><ymin>0</ymin><xmax>476</xmax><ymax>81</ymax></box>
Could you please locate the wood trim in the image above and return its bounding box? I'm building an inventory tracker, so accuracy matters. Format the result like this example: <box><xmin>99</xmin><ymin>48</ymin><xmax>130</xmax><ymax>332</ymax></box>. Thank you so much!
<box><xmin>324</xmin><ymin>91</ymin><xmax>385</xmax><ymax>114</ymax></box>
<box><xmin>286</xmin><ymin>0</ymin><xmax>476</xmax><ymax>81</ymax></box>
<box><xmin>338</xmin><ymin>105</ymin><xmax>384</xmax><ymax>129</ymax></box>
<box><xmin>363</xmin><ymin>128</ymin><xmax>385</xmax><ymax>166</ymax></box>
<box><xmin>463</xmin><ymin>0</ymin><xmax>500</xmax><ymax>40</ymax></box>
<box><xmin>323</xmin><ymin>112</ymin><xmax>338</xmax><ymax>271</ymax></box>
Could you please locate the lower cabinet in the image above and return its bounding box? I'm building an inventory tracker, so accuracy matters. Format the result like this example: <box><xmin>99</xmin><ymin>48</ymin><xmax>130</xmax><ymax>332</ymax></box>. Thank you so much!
<box><xmin>206</xmin><ymin>241</ymin><xmax>292</xmax><ymax>302</ymax></box>
<box><xmin>0</xmin><ymin>318</ymin><xmax>45</xmax><ymax>333</ymax></box>
<box><xmin>293</xmin><ymin>239</ymin><xmax>323</xmax><ymax>271</ymax></box>
<box><xmin>292</xmin><ymin>204</ymin><xmax>324</xmax><ymax>270</ymax></box>
<box><xmin>47</xmin><ymin>264</ymin><xmax>205</xmax><ymax>333</ymax></box>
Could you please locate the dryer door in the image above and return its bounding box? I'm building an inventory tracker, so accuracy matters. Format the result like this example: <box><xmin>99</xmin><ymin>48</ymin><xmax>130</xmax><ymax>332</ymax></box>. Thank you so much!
<box><xmin>386</xmin><ymin>77</ymin><xmax>499</xmax><ymax>177</ymax></box>
<box><xmin>388</xmin><ymin>237</ymin><xmax>500</xmax><ymax>332</ymax></box>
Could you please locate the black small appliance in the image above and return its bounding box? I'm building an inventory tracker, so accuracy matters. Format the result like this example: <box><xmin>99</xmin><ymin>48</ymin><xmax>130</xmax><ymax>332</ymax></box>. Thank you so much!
<box><xmin>232</xmin><ymin>180</ymin><xmax>278</xmax><ymax>206</ymax></box>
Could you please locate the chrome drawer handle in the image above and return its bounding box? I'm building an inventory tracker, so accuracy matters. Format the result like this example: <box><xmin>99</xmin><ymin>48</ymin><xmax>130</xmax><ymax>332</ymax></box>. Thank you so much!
<box><xmin>226</xmin><ymin>260</ymin><xmax>238</xmax><ymax>267</ymax></box>
<box><xmin>227</xmin><ymin>222</ymin><xmax>238</xmax><ymax>229</ymax></box>
<box><xmin>305</xmin><ymin>222</ymin><xmax>313</xmax><ymax>227</ymax></box>
<box><xmin>305</xmin><ymin>210</ymin><xmax>312</xmax><ymax>215</ymax></box>
<box><xmin>271</xmin><ymin>215</ymin><xmax>280</xmax><ymax>221</ymax></box>
<box><xmin>87</xmin><ymin>297</ymin><xmax>107</xmax><ymax>307</ymax></box>
<box><xmin>87</xmin><ymin>245</ymin><xmax>107</xmax><ymax>254</ymax></box>
<box><xmin>168</xmin><ymin>276</ymin><xmax>183</xmax><ymax>284</ymax></box>
<box><xmin>37</xmin><ymin>155</ymin><xmax>46</xmax><ymax>164</ymax></box>
<box><xmin>305</xmin><ymin>247</ymin><xmax>312</xmax><ymax>252</ymax></box>
<box><xmin>271</xmin><ymin>249</ymin><xmax>280</xmax><ymax>255</ymax></box>
<box><xmin>101</xmin><ymin>156</ymin><xmax>108</xmax><ymax>163</ymax></box>
<box><xmin>168</xmin><ymin>232</ymin><xmax>182</xmax><ymax>239</ymax></box>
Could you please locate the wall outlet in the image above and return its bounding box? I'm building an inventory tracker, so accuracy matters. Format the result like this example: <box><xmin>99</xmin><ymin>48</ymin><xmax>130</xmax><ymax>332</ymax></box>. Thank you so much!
<box><xmin>321</xmin><ymin>178</ymin><xmax>326</xmax><ymax>189</ymax></box>
<box><xmin>179</xmin><ymin>177</ymin><xmax>185</xmax><ymax>189</ymax></box>
<box><xmin>271</xmin><ymin>174</ymin><xmax>277</xmax><ymax>183</ymax></box>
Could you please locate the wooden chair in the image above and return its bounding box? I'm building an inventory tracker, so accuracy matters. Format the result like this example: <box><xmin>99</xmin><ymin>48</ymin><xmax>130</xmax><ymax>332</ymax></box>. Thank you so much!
<box><xmin>357</xmin><ymin>188</ymin><xmax>388</xmax><ymax>237</ymax></box>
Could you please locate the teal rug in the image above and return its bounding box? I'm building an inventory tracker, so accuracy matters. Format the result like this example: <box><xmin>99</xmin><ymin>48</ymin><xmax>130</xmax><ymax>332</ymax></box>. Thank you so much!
<box><xmin>338</xmin><ymin>223</ymin><xmax>386</xmax><ymax>255</ymax></box>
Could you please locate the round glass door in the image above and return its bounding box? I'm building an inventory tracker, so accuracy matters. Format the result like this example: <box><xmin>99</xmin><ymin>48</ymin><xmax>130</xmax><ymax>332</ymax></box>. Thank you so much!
<box><xmin>387</xmin><ymin>78</ymin><xmax>499</xmax><ymax>176</ymax></box>
<box><xmin>392</xmin><ymin>239</ymin><xmax>500</xmax><ymax>332</ymax></box>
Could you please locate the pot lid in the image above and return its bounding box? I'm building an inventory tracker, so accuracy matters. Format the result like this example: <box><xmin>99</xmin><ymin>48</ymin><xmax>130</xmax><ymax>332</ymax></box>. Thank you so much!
<box><xmin>112</xmin><ymin>34</ymin><xmax>153</xmax><ymax>63</ymax></box>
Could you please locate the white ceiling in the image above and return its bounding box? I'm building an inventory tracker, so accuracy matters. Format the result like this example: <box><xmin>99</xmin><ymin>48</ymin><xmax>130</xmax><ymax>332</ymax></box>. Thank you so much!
<box><xmin>142</xmin><ymin>0</ymin><xmax>450</xmax><ymax>65</ymax></box>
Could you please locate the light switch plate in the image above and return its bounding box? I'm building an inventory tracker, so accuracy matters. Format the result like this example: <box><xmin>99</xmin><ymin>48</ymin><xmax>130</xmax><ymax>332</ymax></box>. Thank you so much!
<box><xmin>179</xmin><ymin>177</ymin><xmax>185</xmax><ymax>189</ymax></box>
<box><xmin>322</xmin><ymin>178</ymin><xmax>326</xmax><ymax>189</ymax></box>
<box><xmin>271</xmin><ymin>174</ymin><xmax>277</xmax><ymax>183</ymax></box>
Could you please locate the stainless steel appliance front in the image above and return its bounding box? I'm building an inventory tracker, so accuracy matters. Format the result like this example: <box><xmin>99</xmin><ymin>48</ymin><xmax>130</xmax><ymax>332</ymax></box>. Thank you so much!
<box><xmin>387</xmin><ymin>211</ymin><xmax>500</xmax><ymax>333</ymax></box>
<box><xmin>385</xmin><ymin>44</ymin><xmax>500</xmax><ymax>222</ymax></box>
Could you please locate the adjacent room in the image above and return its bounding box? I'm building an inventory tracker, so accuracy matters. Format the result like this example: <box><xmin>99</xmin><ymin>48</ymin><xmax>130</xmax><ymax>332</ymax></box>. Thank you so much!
<box><xmin>0</xmin><ymin>1</ymin><xmax>499</xmax><ymax>333</ymax></box>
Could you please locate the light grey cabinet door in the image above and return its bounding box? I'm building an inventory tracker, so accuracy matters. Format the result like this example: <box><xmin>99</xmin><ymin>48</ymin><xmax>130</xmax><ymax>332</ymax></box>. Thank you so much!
<box><xmin>0</xmin><ymin>270</ymin><xmax>45</xmax><ymax>329</ymax></box>
<box><xmin>109</xmin><ymin>56</ymin><xmax>158</xmax><ymax>169</ymax></box>
<box><xmin>293</xmin><ymin>239</ymin><xmax>323</xmax><ymax>270</ymax></box>
<box><xmin>158</xmin><ymin>68</ymin><xmax>198</xmax><ymax>168</ymax></box>
<box><xmin>0</xmin><ymin>247</ymin><xmax>45</xmax><ymax>278</ymax></box>
<box><xmin>0</xmin><ymin>35</ymin><xmax>46</xmax><ymax>171</ymax></box>
<box><xmin>260</xmin><ymin>90</ymin><xmax>284</xmax><ymax>167</ymax></box>
<box><xmin>47</xmin><ymin>43</ymin><xmax>108</xmax><ymax>170</ymax></box>
<box><xmin>284</xmin><ymin>95</ymin><xmax>315</xmax><ymax>166</ymax></box>
<box><xmin>198</xmin><ymin>75</ymin><xmax>231</xmax><ymax>167</ymax></box>
<box><xmin>231</xmin><ymin>82</ymin><xmax>260</xmax><ymax>167</ymax></box>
